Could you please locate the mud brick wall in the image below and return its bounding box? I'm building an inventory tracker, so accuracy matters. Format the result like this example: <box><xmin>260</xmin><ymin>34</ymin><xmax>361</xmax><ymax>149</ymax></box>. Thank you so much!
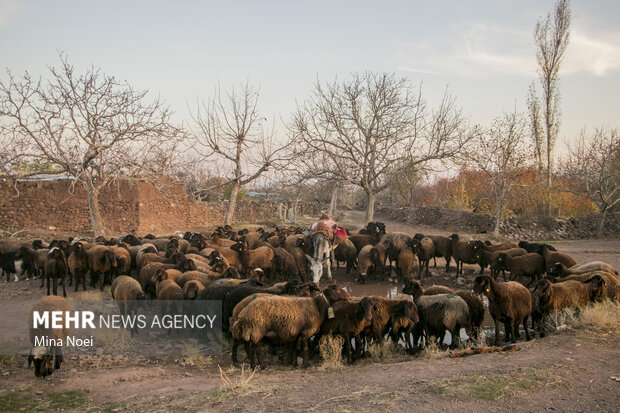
<box><xmin>0</xmin><ymin>179</ymin><xmax>139</xmax><ymax>234</ymax></box>
<box><xmin>0</xmin><ymin>179</ymin><xmax>324</xmax><ymax>235</ymax></box>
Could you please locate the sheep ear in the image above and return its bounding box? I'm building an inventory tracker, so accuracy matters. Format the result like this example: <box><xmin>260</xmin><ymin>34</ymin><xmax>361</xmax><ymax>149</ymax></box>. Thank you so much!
<box><xmin>304</xmin><ymin>254</ymin><xmax>313</xmax><ymax>262</ymax></box>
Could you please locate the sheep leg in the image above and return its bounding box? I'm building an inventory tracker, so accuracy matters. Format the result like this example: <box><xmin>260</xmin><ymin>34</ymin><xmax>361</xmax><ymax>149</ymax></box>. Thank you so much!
<box><xmin>353</xmin><ymin>335</ymin><xmax>363</xmax><ymax>360</ymax></box>
<box><xmin>61</xmin><ymin>276</ymin><xmax>67</xmax><ymax>297</ymax></box>
<box><xmin>493</xmin><ymin>317</ymin><xmax>501</xmax><ymax>345</ymax></box>
<box><xmin>523</xmin><ymin>317</ymin><xmax>531</xmax><ymax>341</ymax></box>
<box><xmin>433</xmin><ymin>256</ymin><xmax>437</xmax><ymax>267</ymax></box>
<box><xmin>54</xmin><ymin>347</ymin><xmax>63</xmax><ymax>370</ymax></box>
<box><xmin>248</xmin><ymin>341</ymin><xmax>256</xmax><ymax>369</ymax></box>
<box><xmin>344</xmin><ymin>334</ymin><xmax>353</xmax><ymax>364</ymax></box>
<box><xmin>417</xmin><ymin>258</ymin><xmax>423</xmax><ymax>281</ymax></box>
<box><xmin>450</xmin><ymin>329</ymin><xmax>461</xmax><ymax>349</ymax></box>
<box><xmin>302</xmin><ymin>337</ymin><xmax>310</xmax><ymax>368</ymax></box>
<box><xmin>40</xmin><ymin>272</ymin><xmax>45</xmax><ymax>289</ymax></box>
<box><xmin>231</xmin><ymin>338</ymin><xmax>240</xmax><ymax>363</ymax></box>
<box><xmin>444</xmin><ymin>256</ymin><xmax>451</xmax><ymax>272</ymax></box>
<box><xmin>47</xmin><ymin>274</ymin><xmax>51</xmax><ymax>296</ymax></box>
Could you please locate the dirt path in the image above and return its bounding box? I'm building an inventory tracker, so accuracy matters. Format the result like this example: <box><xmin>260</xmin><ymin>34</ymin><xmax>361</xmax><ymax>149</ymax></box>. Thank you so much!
<box><xmin>0</xmin><ymin>210</ymin><xmax>619</xmax><ymax>412</ymax></box>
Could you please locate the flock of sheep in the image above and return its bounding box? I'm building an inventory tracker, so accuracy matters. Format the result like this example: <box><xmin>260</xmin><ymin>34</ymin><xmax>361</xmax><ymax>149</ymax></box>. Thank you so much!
<box><xmin>0</xmin><ymin>220</ymin><xmax>618</xmax><ymax>376</ymax></box>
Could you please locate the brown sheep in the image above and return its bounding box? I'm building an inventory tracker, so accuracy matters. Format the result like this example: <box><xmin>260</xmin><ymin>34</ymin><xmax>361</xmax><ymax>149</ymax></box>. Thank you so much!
<box><xmin>402</xmin><ymin>280</ymin><xmax>470</xmax><ymax>348</ymax></box>
<box><xmin>183</xmin><ymin>279</ymin><xmax>205</xmax><ymax>300</ymax></box>
<box><xmin>28</xmin><ymin>296</ymin><xmax>71</xmax><ymax>377</ymax></box>
<box><xmin>369</xmin><ymin>243</ymin><xmax>389</xmax><ymax>280</ymax></box>
<box><xmin>230</xmin><ymin>284</ymin><xmax>350</xmax><ymax>368</ymax></box>
<box><xmin>396</xmin><ymin>248</ymin><xmax>416</xmax><ymax>278</ymax></box>
<box><xmin>530</xmin><ymin>278</ymin><xmax>597</xmax><ymax>337</ymax></box>
<box><xmin>548</xmin><ymin>261</ymin><xmax>616</xmax><ymax>278</ymax></box>
<box><xmin>450</xmin><ymin>234</ymin><xmax>479</xmax><ymax>277</ymax></box>
<box><xmin>230</xmin><ymin>241</ymin><xmax>275</xmax><ymax>276</ymax></box>
<box><xmin>357</xmin><ymin>245</ymin><xmax>374</xmax><ymax>283</ymax></box>
<box><xmin>428</xmin><ymin>235</ymin><xmax>453</xmax><ymax>272</ymax></box>
<box><xmin>474</xmin><ymin>248</ymin><xmax>528</xmax><ymax>280</ymax></box>
<box><xmin>473</xmin><ymin>275</ymin><xmax>531</xmax><ymax>345</ymax></box>
<box><xmin>272</xmin><ymin>247</ymin><xmax>300</xmax><ymax>281</ymax></box>
<box><xmin>546</xmin><ymin>271</ymin><xmax>619</xmax><ymax>301</ymax></box>
<box><xmin>422</xmin><ymin>285</ymin><xmax>485</xmax><ymax>340</ymax></box>
<box><xmin>111</xmin><ymin>275</ymin><xmax>146</xmax><ymax>335</ymax></box>
<box><xmin>155</xmin><ymin>271</ymin><xmax>184</xmax><ymax>300</ymax></box>
<box><xmin>542</xmin><ymin>248</ymin><xmax>577</xmax><ymax>273</ymax></box>
<box><xmin>495</xmin><ymin>252</ymin><xmax>545</xmax><ymax>287</ymax></box>
<box><xmin>138</xmin><ymin>259</ymin><xmax>197</xmax><ymax>298</ymax></box>
<box><xmin>320</xmin><ymin>297</ymin><xmax>375</xmax><ymax>364</ymax></box>
<box><xmin>348</xmin><ymin>233</ymin><xmax>380</xmax><ymax>253</ymax></box>
<box><xmin>43</xmin><ymin>248</ymin><xmax>68</xmax><ymax>297</ymax></box>
<box><xmin>333</xmin><ymin>239</ymin><xmax>358</xmax><ymax>274</ymax></box>
<box><xmin>410</xmin><ymin>237</ymin><xmax>434</xmax><ymax>280</ymax></box>
<box><xmin>67</xmin><ymin>243</ymin><xmax>89</xmax><ymax>292</ymax></box>
<box><xmin>110</xmin><ymin>245</ymin><xmax>131</xmax><ymax>277</ymax></box>
<box><xmin>86</xmin><ymin>245</ymin><xmax>118</xmax><ymax>289</ymax></box>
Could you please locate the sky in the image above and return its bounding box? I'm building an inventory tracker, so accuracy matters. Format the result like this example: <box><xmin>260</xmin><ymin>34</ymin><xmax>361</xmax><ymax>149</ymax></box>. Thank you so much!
<box><xmin>1</xmin><ymin>0</ymin><xmax>619</xmax><ymax>151</ymax></box>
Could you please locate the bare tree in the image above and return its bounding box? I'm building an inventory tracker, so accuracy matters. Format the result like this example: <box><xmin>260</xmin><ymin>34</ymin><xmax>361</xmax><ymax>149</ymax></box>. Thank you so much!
<box><xmin>193</xmin><ymin>82</ymin><xmax>292</xmax><ymax>225</ymax></box>
<box><xmin>464</xmin><ymin>110</ymin><xmax>530</xmax><ymax>236</ymax></box>
<box><xmin>292</xmin><ymin>72</ymin><xmax>473</xmax><ymax>223</ymax></box>
<box><xmin>534</xmin><ymin>0</ymin><xmax>571</xmax><ymax>215</ymax></box>
<box><xmin>562</xmin><ymin>127</ymin><xmax>619</xmax><ymax>237</ymax></box>
<box><xmin>527</xmin><ymin>82</ymin><xmax>544</xmax><ymax>173</ymax></box>
<box><xmin>0</xmin><ymin>54</ymin><xmax>182</xmax><ymax>236</ymax></box>
<box><xmin>0</xmin><ymin>131</ymin><xmax>30</xmax><ymax>177</ymax></box>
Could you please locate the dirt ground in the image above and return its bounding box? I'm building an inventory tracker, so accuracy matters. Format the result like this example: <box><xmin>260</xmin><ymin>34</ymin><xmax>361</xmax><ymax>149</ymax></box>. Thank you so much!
<box><xmin>0</xmin><ymin>210</ymin><xmax>619</xmax><ymax>412</ymax></box>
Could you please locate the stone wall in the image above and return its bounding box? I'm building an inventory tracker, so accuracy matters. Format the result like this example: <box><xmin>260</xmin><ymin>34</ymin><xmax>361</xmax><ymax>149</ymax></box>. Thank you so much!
<box><xmin>0</xmin><ymin>179</ymin><xmax>323</xmax><ymax>235</ymax></box>
<box><xmin>374</xmin><ymin>203</ymin><xmax>619</xmax><ymax>240</ymax></box>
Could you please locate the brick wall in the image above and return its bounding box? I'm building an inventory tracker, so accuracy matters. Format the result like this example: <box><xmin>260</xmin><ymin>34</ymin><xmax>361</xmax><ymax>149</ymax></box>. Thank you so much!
<box><xmin>0</xmin><ymin>179</ymin><xmax>323</xmax><ymax>235</ymax></box>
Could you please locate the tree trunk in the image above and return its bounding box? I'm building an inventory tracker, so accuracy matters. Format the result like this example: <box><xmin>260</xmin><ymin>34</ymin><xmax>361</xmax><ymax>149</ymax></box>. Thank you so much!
<box><xmin>493</xmin><ymin>196</ymin><xmax>503</xmax><ymax>237</ymax></box>
<box><xmin>86</xmin><ymin>186</ymin><xmax>106</xmax><ymax>237</ymax></box>
<box><xmin>224</xmin><ymin>181</ymin><xmax>241</xmax><ymax>226</ymax></box>
<box><xmin>595</xmin><ymin>207</ymin><xmax>608</xmax><ymax>238</ymax></box>
<box><xmin>365</xmin><ymin>191</ymin><xmax>375</xmax><ymax>224</ymax></box>
<box><xmin>328</xmin><ymin>187</ymin><xmax>338</xmax><ymax>215</ymax></box>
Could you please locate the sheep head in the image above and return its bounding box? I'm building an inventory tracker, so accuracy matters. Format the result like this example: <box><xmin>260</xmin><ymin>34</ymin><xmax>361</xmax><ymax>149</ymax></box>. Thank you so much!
<box><xmin>357</xmin><ymin>297</ymin><xmax>374</xmax><ymax>322</ymax></box>
<box><xmin>102</xmin><ymin>250</ymin><xmax>117</xmax><ymax>268</ymax></box>
<box><xmin>531</xmin><ymin>279</ymin><xmax>552</xmax><ymax>305</ymax></box>
<box><xmin>402</xmin><ymin>279</ymin><xmax>422</xmax><ymax>302</ymax></box>
<box><xmin>29</xmin><ymin>347</ymin><xmax>54</xmax><ymax>377</ymax></box>
<box><xmin>153</xmin><ymin>268</ymin><xmax>168</xmax><ymax>284</ymax></box>
<box><xmin>180</xmin><ymin>259</ymin><xmax>196</xmax><ymax>272</ymax></box>
<box><xmin>473</xmin><ymin>275</ymin><xmax>493</xmax><ymax>295</ymax></box>
<box><xmin>321</xmin><ymin>284</ymin><xmax>350</xmax><ymax>304</ymax></box>
<box><xmin>222</xmin><ymin>267</ymin><xmax>240</xmax><ymax>279</ymax></box>
<box><xmin>584</xmin><ymin>275</ymin><xmax>607</xmax><ymax>302</ymax></box>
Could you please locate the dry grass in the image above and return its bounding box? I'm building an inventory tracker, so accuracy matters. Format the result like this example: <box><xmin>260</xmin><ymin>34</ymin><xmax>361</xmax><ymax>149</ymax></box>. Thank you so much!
<box><xmin>573</xmin><ymin>300</ymin><xmax>620</xmax><ymax>332</ymax></box>
<box><xmin>318</xmin><ymin>335</ymin><xmax>344</xmax><ymax>370</ymax></box>
<box><xmin>72</xmin><ymin>290</ymin><xmax>105</xmax><ymax>301</ymax></box>
<box><xmin>94</xmin><ymin>328</ymin><xmax>134</xmax><ymax>353</ymax></box>
<box><xmin>180</xmin><ymin>342</ymin><xmax>212</xmax><ymax>368</ymax></box>
<box><xmin>542</xmin><ymin>300</ymin><xmax>620</xmax><ymax>336</ymax></box>
<box><xmin>218</xmin><ymin>363</ymin><xmax>257</xmax><ymax>392</ymax></box>
<box><xmin>469</xmin><ymin>328</ymin><xmax>488</xmax><ymax>348</ymax></box>
<box><xmin>418</xmin><ymin>336</ymin><xmax>448</xmax><ymax>360</ymax></box>
<box><xmin>0</xmin><ymin>341</ymin><xmax>19</xmax><ymax>368</ymax></box>
<box><xmin>367</xmin><ymin>340</ymin><xmax>407</xmax><ymax>361</ymax></box>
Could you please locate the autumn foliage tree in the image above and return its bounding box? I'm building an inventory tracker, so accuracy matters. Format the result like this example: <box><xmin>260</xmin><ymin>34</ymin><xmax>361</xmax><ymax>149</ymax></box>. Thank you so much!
<box><xmin>561</xmin><ymin>127</ymin><xmax>619</xmax><ymax>237</ymax></box>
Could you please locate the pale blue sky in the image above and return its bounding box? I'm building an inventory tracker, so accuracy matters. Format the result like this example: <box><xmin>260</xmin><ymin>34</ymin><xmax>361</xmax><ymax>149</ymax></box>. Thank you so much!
<box><xmin>1</xmin><ymin>0</ymin><xmax>619</xmax><ymax>147</ymax></box>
